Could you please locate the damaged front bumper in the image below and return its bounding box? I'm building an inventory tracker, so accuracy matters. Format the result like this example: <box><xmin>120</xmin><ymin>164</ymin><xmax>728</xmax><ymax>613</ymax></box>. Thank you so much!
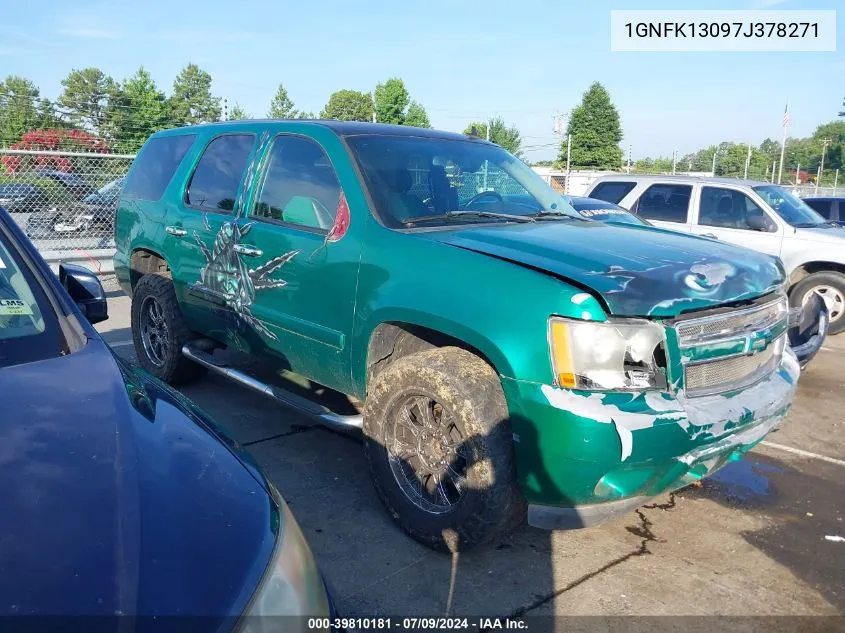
<box><xmin>502</xmin><ymin>349</ymin><xmax>800</xmax><ymax>530</ymax></box>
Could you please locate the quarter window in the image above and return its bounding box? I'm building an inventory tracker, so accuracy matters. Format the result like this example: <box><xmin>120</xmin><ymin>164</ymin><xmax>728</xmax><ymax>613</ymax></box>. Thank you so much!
<box><xmin>186</xmin><ymin>134</ymin><xmax>255</xmax><ymax>212</ymax></box>
<box><xmin>699</xmin><ymin>187</ymin><xmax>775</xmax><ymax>231</ymax></box>
<box><xmin>590</xmin><ymin>181</ymin><xmax>636</xmax><ymax>205</ymax></box>
<box><xmin>252</xmin><ymin>136</ymin><xmax>341</xmax><ymax>231</ymax></box>
<box><xmin>123</xmin><ymin>135</ymin><xmax>196</xmax><ymax>201</ymax></box>
<box><xmin>635</xmin><ymin>184</ymin><xmax>692</xmax><ymax>223</ymax></box>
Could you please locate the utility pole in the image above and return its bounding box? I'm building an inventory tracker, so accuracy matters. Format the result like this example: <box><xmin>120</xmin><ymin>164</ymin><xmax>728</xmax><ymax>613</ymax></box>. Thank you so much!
<box><xmin>565</xmin><ymin>135</ymin><xmax>572</xmax><ymax>193</ymax></box>
<box><xmin>819</xmin><ymin>138</ymin><xmax>832</xmax><ymax>189</ymax></box>
<box><xmin>795</xmin><ymin>163</ymin><xmax>800</xmax><ymax>185</ymax></box>
<box><xmin>772</xmin><ymin>161</ymin><xmax>777</xmax><ymax>183</ymax></box>
<box><xmin>835</xmin><ymin>168</ymin><xmax>840</xmax><ymax>192</ymax></box>
<box><xmin>778</xmin><ymin>101</ymin><xmax>790</xmax><ymax>184</ymax></box>
<box><xmin>744</xmin><ymin>144</ymin><xmax>752</xmax><ymax>179</ymax></box>
<box><xmin>711</xmin><ymin>151</ymin><xmax>717</xmax><ymax>176</ymax></box>
<box><xmin>671</xmin><ymin>150</ymin><xmax>677</xmax><ymax>175</ymax></box>
<box><xmin>815</xmin><ymin>166</ymin><xmax>822</xmax><ymax>195</ymax></box>
<box><xmin>627</xmin><ymin>144</ymin><xmax>632</xmax><ymax>174</ymax></box>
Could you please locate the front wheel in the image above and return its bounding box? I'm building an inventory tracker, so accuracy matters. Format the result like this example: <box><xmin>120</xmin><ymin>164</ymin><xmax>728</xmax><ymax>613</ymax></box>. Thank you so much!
<box><xmin>789</xmin><ymin>271</ymin><xmax>845</xmax><ymax>335</ymax></box>
<box><xmin>362</xmin><ymin>347</ymin><xmax>525</xmax><ymax>552</ymax></box>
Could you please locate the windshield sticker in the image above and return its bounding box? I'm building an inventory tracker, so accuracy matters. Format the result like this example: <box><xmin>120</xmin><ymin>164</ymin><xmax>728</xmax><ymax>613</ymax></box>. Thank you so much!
<box><xmin>579</xmin><ymin>209</ymin><xmax>629</xmax><ymax>218</ymax></box>
<box><xmin>0</xmin><ymin>298</ymin><xmax>33</xmax><ymax>316</ymax></box>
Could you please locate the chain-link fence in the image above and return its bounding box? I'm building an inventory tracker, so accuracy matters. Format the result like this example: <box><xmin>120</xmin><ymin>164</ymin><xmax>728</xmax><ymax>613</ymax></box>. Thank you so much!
<box><xmin>0</xmin><ymin>148</ymin><xmax>134</xmax><ymax>272</ymax></box>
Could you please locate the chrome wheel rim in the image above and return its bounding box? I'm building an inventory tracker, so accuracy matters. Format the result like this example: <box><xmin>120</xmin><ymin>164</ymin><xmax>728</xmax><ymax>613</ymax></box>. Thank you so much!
<box><xmin>139</xmin><ymin>295</ymin><xmax>169</xmax><ymax>367</ymax></box>
<box><xmin>386</xmin><ymin>395</ymin><xmax>468</xmax><ymax>515</ymax></box>
<box><xmin>802</xmin><ymin>285</ymin><xmax>844</xmax><ymax>322</ymax></box>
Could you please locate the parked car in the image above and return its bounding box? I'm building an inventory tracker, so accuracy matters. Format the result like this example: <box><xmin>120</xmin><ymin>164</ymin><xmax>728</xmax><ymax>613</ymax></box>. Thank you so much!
<box><xmin>802</xmin><ymin>196</ymin><xmax>845</xmax><ymax>226</ymax></box>
<box><xmin>29</xmin><ymin>176</ymin><xmax>126</xmax><ymax>238</ymax></box>
<box><xmin>0</xmin><ymin>205</ymin><xmax>336</xmax><ymax>626</ymax></box>
<box><xmin>566</xmin><ymin>195</ymin><xmax>654</xmax><ymax>227</ymax></box>
<box><xmin>587</xmin><ymin>175</ymin><xmax>845</xmax><ymax>334</ymax></box>
<box><xmin>36</xmin><ymin>168</ymin><xmax>97</xmax><ymax>199</ymax></box>
<box><xmin>116</xmin><ymin>121</ymin><xmax>805</xmax><ymax>552</ymax></box>
<box><xmin>0</xmin><ymin>183</ymin><xmax>50</xmax><ymax>213</ymax></box>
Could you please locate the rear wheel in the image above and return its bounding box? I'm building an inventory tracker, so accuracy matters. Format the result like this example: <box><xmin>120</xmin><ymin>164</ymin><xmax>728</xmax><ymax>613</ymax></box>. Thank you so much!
<box><xmin>131</xmin><ymin>273</ymin><xmax>207</xmax><ymax>385</ymax></box>
<box><xmin>362</xmin><ymin>347</ymin><xmax>525</xmax><ymax>552</ymax></box>
<box><xmin>789</xmin><ymin>271</ymin><xmax>845</xmax><ymax>335</ymax></box>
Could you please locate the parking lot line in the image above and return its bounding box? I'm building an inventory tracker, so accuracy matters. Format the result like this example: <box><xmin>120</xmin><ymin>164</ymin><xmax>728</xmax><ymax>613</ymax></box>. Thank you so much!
<box><xmin>760</xmin><ymin>441</ymin><xmax>845</xmax><ymax>467</ymax></box>
<box><xmin>107</xmin><ymin>340</ymin><xmax>134</xmax><ymax>348</ymax></box>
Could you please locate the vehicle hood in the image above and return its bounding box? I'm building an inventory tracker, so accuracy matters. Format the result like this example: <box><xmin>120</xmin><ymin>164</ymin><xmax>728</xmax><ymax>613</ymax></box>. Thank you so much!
<box><xmin>791</xmin><ymin>225</ymin><xmax>845</xmax><ymax>244</ymax></box>
<box><xmin>0</xmin><ymin>339</ymin><xmax>276</xmax><ymax>618</ymax></box>
<box><xmin>423</xmin><ymin>221</ymin><xmax>785</xmax><ymax>317</ymax></box>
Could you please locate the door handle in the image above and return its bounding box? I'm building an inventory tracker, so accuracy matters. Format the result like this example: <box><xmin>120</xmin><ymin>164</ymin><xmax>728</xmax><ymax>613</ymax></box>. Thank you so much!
<box><xmin>233</xmin><ymin>244</ymin><xmax>263</xmax><ymax>257</ymax></box>
<box><xmin>165</xmin><ymin>226</ymin><xmax>187</xmax><ymax>237</ymax></box>
<box><xmin>699</xmin><ymin>232</ymin><xmax>718</xmax><ymax>239</ymax></box>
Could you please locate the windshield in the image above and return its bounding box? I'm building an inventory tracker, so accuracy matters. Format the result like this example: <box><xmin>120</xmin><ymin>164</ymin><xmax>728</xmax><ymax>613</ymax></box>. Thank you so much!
<box><xmin>346</xmin><ymin>135</ymin><xmax>580</xmax><ymax>227</ymax></box>
<box><xmin>0</xmin><ymin>227</ymin><xmax>64</xmax><ymax>368</ymax></box>
<box><xmin>84</xmin><ymin>177</ymin><xmax>125</xmax><ymax>203</ymax></box>
<box><xmin>753</xmin><ymin>185</ymin><xmax>828</xmax><ymax>227</ymax></box>
<box><xmin>567</xmin><ymin>197</ymin><xmax>650</xmax><ymax>226</ymax></box>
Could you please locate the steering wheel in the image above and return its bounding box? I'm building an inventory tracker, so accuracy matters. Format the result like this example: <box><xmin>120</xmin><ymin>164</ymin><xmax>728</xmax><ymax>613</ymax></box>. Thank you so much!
<box><xmin>464</xmin><ymin>191</ymin><xmax>503</xmax><ymax>208</ymax></box>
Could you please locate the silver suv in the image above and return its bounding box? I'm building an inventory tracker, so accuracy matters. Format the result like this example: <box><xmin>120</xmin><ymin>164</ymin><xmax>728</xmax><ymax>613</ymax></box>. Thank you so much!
<box><xmin>586</xmin><ymin>175</ymin><xmax>845</xmax><ymax>334</ymax></box>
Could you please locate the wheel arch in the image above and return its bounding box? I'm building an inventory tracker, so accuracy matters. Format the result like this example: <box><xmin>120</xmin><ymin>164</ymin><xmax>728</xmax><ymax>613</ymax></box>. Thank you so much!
<box><xmin>359</xmin><ymin>318</ymin><xmax>513</xmax><ymax>399</ymax></box>
<box><xmin>129</xmin><ymin>248</ymin><xmax>171</xmax><ymax>291</ymax></box>
<box><xmin>787</xmin><ymin>261</ymin><xmax>845</xmax><ymax>287</ymax></box>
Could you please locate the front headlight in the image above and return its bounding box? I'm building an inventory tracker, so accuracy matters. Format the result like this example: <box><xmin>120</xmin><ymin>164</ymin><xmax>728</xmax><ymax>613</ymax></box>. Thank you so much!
<box><xmin>548</xmin><ymin>317</ymin><xmax>667</xmax><ymax>391</ymax></box>
<box><xmin>239</xmin><ymin>498</ymin><xmax>331</xmax><ymax>633</ymax></box>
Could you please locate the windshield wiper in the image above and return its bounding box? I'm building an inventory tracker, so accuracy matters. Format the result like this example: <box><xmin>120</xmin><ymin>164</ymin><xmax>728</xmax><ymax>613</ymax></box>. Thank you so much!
<box><xmin>402</xmin><ymin>210</ymin><xmax>536</xmax><ymax>226</ymax></box>
<box><xmin>532</xmin><ymin>210</ymin><xmax>587</xmax><ymax>221</ymax></box>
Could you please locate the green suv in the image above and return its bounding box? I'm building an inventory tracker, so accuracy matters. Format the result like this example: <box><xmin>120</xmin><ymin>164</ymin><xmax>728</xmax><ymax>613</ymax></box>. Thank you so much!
<box><xmin>114</xmin><ymin>121</ymin><xmax>800</xmax><ymax>551</ymax></box>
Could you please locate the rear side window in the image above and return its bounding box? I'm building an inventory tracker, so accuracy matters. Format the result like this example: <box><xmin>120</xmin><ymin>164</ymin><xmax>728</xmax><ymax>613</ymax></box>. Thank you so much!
<box><xmin>804</xmin><ymin>199</ymin><xmax>834</xmax><ymax>220</ymax></box>
<box><xmin>123</xmin><ymin>135</ymin><xmax>196</xmax><ymax>201</ymax></box>
<box><xmin>635</xmin><ymin>184</ymin><xmax>692</xmax><ymax>223</ymax></box>
<box><xmin>186</xmin><ymin>134</ymin><xmax>256</xmax><ymax>212</ymax></box>
<box><xmin>590</xmin><ymin>181</ymin><xmax>636</xmax><ymax>204</ymax></box>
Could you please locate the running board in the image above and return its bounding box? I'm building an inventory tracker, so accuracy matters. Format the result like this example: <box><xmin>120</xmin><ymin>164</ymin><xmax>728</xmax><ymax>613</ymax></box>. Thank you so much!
<box><xmin>181</xmin><ymin>344</ymin><xmax>363</xmax><ymax>433</ymax></box>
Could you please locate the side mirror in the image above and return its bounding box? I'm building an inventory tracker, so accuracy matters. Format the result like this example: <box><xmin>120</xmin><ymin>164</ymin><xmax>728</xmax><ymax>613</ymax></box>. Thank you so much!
<box><xmin>59</xmin><ymin>263</ymin><xmax>108</xmax><ymax>324</ymax></box>
<box><xmin>747</xmin><ymin>214</ymin><xmax>774</xmax><ymax>232</ymax></box>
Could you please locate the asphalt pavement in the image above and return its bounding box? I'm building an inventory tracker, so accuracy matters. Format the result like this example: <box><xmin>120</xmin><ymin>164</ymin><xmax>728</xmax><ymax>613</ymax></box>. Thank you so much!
<box><xmin>96</xmin><ymin>280</ymin><xmax>845</xmax><ymax>622</ymax></box>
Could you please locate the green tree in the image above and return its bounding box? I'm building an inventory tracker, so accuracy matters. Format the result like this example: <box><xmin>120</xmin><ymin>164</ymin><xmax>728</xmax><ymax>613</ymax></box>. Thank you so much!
<box><xmin>374</xmin><ymin>77</ymin><xmax>409</xmax><ymax>125</ymax></box>
<box><xmin>58</xmin><ymin>68</ymin><xmax>115</xmax><ymax>133</ymax></box>
<box><xmin>562</xmin><ymin>82</ymin><xmax>623</xmax><ymax>169</ymax></box>
<box><xmin>463</xmin><ymin>118</ymin><xmax>522</xmax><ymax>156</ymax></box>
<box><xmin>320</xmin><ymin>90</ymin><xmax>373</xmax><ymax>122</ymax></box>
<box><xmin>404</xmin><ymin>101</ymin><xmax>431</xmax><ymax>128</ymax></box>
<box><xmin>170</xmin><ymin>63</ymin><xmax>221</xmax><ymax>125</ymax></box>
<box><xmin>104</xmin><ymin>68</ymin><xmax>173</xmax><ymax>153</ymax></box>
<box><xmin>268</xmin><ymin>84</ymin><xmax>298</xmax><ymax>119</ymax></box>
<box><xmin>0</xmin><ymin>76</ymin><xmax>41</xmax><ymax>146</ymax></box>
<box><xmin>229</xmin><ymin>103</ymin><xmax>249</xmax><ymax>120</ymax></box>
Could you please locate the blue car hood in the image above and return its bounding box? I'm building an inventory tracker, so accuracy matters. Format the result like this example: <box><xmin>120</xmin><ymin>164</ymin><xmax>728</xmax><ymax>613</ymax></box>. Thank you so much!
<box><xmin>0</xmin><ymin>340</ymin><xmax>275</xmax><ymax>619</ymax></box>
<box><xmin>426</xmin><ymin>221</ymin><xmax>786</xmax><ymax>317</ymax></box>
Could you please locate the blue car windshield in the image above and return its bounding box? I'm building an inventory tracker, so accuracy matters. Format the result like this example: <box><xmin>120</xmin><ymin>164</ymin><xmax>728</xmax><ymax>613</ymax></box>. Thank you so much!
<box><xmin>567</xmin><ymin>197</ymin><xmax>650</xmax><ymax>226</ymax></box>
<box><xmin>0</xmin><ymin>226</ymin><xmax>63</xmax><ymax>367</ymax></box>
<box><xmin>346</xmin><ymin>134</ymin><xmax>580</xmax><ymax>227</ymax></box>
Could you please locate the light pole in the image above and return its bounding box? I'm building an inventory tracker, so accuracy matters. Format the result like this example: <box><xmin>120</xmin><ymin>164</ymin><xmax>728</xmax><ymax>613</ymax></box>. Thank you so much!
<box><xmin>818</xmin><ymin>138</ymin><xmax>831</xmax><ymax>193</ymax></box>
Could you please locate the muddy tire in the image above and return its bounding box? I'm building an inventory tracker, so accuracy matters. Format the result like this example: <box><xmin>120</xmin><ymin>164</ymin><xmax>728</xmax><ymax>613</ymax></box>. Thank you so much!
<box><xmin>131</xmin><ymin>273</ymin><xmax>207</xmax><ymax>385</ymax></box>
<box><xmin>362</xmin><ymin>347</ymin><xmax>525</xmax><ymax>552</ymax></box>
<box><xmin>789</xmin><ymin>271</ymin><xmax>845</xmax><ymax>335</ymax></box>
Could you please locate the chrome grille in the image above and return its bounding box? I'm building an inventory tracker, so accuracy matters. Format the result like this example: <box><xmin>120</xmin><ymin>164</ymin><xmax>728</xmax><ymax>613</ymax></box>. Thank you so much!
<box><xmin>684</xmin><ymin>338</ymin><xmax>782</xmax><ymax>396</ymax></box>
<box><xmin>675</xmin><ymin>296</ymin><xmax>788</xmax><ymax>397</ymax></box>
<box><xmin>675</xmin><ymin>298</ymin><xmax>786</xmax><ymax>343</ymax></box>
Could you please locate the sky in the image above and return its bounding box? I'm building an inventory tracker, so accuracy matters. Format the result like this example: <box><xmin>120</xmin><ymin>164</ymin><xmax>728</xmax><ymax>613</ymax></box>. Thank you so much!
<box><xmin>1</xmin><ymin>0</ymin><xmax>842</xmax><ymax>161</ymax></box>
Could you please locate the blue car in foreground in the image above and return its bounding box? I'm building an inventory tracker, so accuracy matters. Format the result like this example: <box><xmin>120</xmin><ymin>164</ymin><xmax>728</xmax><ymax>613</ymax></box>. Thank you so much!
<box><xmin>0</xmin><ymin>206</ymin><xmax>337</xmax><ymax>631</ymax></box>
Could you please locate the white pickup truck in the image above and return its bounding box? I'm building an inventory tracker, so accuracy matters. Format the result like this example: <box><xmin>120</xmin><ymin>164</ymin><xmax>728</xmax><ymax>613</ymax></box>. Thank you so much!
<box><xmin>586</xmin><ymin>175</ymin><xmax>845</xmax><ymax>334</ymax></box>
